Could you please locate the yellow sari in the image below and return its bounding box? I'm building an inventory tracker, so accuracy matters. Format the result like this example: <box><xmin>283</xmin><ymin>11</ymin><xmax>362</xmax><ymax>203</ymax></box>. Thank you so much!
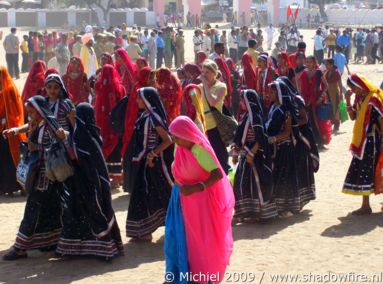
<box><xmin>350</xmin><ymin>74</ymin><xmax>383</xmax><ymax>160</ymax></box>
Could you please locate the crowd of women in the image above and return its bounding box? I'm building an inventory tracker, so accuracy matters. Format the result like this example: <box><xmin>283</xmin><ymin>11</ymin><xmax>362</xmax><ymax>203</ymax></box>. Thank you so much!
<box><xmin>1</xmin><ymin>28</ymin><xmax>383</xmax><ymax>284</ymax></box>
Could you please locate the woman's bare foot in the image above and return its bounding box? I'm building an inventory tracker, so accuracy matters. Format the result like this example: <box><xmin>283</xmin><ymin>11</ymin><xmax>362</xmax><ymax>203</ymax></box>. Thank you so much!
<box><xmin>351</xmin><ymin>207</ymin><xmax>372</xmax><ymax>215</ymax></box>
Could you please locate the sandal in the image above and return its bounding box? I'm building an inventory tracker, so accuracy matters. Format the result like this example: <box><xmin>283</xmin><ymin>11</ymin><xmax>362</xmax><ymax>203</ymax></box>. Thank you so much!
<box><xmin>351</xmin><ymin>207</ymin><xmax>372</xmax><ymax>215</ymax></box>
<box><xmin>3</xmin><ymin>249</ymin><xmax>27</xmax><ymax>261</ymax></box>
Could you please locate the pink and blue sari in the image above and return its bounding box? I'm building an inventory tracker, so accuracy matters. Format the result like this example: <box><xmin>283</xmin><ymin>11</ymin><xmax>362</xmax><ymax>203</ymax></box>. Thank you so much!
<box><xmin>165</xmin><ymin>116</ymin><xmax>234</xmax><ymax>284</ymax></box>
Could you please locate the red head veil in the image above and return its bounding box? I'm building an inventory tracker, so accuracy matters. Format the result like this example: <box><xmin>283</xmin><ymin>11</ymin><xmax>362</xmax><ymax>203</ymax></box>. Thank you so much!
<box><xmin>95</xmin><ymin>64</ymin><xmax>125</xmax><ymax>158</ymax></box>
<box><xmin>156</xmin><ymin>68</ymin><xmax>182</xmax><ymax>123</ymax></box>
<box><xmin>136</xmin><ymin>56</ymin><xmax>148</xmax><ymax>70</ymax></box>
<box><xmin>196</xmin><ymin>51</ymin><xmax>208</xmax><ymax>68</ymax></box>
<box><xmin>121</xmin><ymin>66</ymin><xmax>153</xmax><ymax>156</ymax></box>
<box><xmin>62</xmin><ymin>57</ymin><xmax>89</xmax><ymax>105</ymax></box>
<box><xmin>214</xmin><ymin>56</ymin><xmax>233</xmax><ymax>107</ymax></box>
<box><xmin>225</xmin><ymin>58</ymin><xmax>237</xmax><ymax>72</ymax></box>
<box><xmin>0</xmin><ymin>67</ymin><xmax>26</xmax><ymax>166</ymax></box>
<box><xmin>45</xmin><ymin>68</ymin><xmax>60</xmax><ymax>78</ymax></box>
<box><xmin>115</xmin><ymin>48</ymin><xmax>137</xmax><ymax>95</ymax></box>
<box><xmin>242</xmin><ymin>53</ymin><xmax>257</xmax><ymax>90</ymax></box>
<box><xmin>22</xmin><ymin>60</ymin><xmax>46</xmax><ymax>102</ymax></box>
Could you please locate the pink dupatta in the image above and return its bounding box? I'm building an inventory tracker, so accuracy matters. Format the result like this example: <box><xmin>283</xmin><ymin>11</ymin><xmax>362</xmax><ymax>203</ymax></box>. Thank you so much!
<box><xmin>169</xmin><ymin>116</ymin><xmax>234</xmax><ymax>284</ymax></box>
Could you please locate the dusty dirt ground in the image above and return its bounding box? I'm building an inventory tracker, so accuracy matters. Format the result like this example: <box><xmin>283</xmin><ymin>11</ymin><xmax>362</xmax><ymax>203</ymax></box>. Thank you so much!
<box><xmin>0</xmin><ymin>27</ymin><xmax>383</xmax><ymax>284</ymax></box>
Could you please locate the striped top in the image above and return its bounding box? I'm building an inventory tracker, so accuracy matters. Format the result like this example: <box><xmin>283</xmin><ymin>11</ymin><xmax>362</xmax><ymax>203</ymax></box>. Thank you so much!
<box><xmin>34</xmin><ymin>124</ymin><xmax>53</xmax><ymax>191</ymax></box>
<box><xmin>48</xmin><ymin>98</ymin><xmax>74</xmax><ymax>132</ymax></box>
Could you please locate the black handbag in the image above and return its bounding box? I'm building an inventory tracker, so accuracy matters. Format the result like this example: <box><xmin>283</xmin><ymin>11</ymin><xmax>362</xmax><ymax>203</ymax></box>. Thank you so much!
<box><xmin>203</xmin><ymin>86</ymin><xmax>238</xmax><ymax>146</ymax></box>
<box><xmin>109</xmin><ymin>96</ymin><xmax>128</xmax><ymax>135</ymax></box>
<box><xmin>16</xmin><ymin>142</ymin><xmax>41</xmax><ymax>193</ymax></box>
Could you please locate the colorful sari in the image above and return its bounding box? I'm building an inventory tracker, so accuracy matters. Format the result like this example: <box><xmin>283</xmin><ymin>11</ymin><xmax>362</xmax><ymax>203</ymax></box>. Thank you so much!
<box><xmin>196</xmin><ymin>51</ymin><xmax>208</xmax><ymax>69</ymax></box>
<box><xmin>0</xmin><ymin>67</ymin><xmax>26</xmax><ymax>194</ymax></box>
<box><xmin>182</xmin><ymin>84</ymin><xmax>206</xmax><ymax>132</ymax></box>
<box><xmin>349</xmin><ymin>74</ymin><xmax>383</xmax><ymax>159</ymax></box>
<box><xmin>168</xmin><ymin>116</ymin><xmax>234</xmax><ymax>284</ymax></box>
<box><xmin>343</xmin><ymin>74</ymin><xmax>383</xmax><ymax>195</ymax></box>
<box><xmin>215</xmin><ymin>56</ymin><xmax>233</xmax><ymax>108</ymax></box>
<box><xmin>94</xmin><ymin>64</ymin><xmax>124</xmax><ymax>159</ymax></box>
<box><xmin>115</xmin><ymin>48</ymin><xmax>137</xmax><ymax>95</ymax></box>
<box><xmin>299</xmin><ymin>69</ymin><xmax>332</xmax><ymax>145</ymax></box>
<box><xmin>22</xmin><ymin>60</ymin><xmax>46</xmax><ymax>102</ymax></box>
<box><xmin>156</xmin><ymin>68</ymin><xmax>182</xmax><ymax>123</ymax></box>
<box><xmin>62</xmin><ymin>57</ymin><xmax>90</xmax><ymax>105</ymax></box>
<box><xmin>325</xmin><ymin>68</ymin><xmax>342</xmax><ymax>129</ymax></box>
<box><xmin>242</xmin><ymin>53</ymin><xmax>257</xmax><ymax>91</ymax></box>
<box><xmin>183</xmin><ymin>63</ymin><xmax>201</xmax><ymax>85</ymax></box>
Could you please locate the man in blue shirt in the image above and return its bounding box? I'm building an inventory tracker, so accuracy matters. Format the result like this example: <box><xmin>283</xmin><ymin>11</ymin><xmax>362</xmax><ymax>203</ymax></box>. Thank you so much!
<box><xmin>334</xmin><ymin>45</ymin><xmax>350</xmax><ymax>75</ymax></box>
<box><xmin>336</xmin><ymin>30</ymin><xmax>351</xmax><ymax>62</ymax></box>
<box><xmin>156</xmin><ymin>31</ymin><xmax>165</xmax><ymax>68</ymax></box>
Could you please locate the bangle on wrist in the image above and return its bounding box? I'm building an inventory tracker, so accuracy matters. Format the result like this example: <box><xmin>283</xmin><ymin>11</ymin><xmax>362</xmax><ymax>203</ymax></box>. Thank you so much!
<box><xmin>199</xmin><ymin>182</ymin><xmax>206</xmax><ymax>191</ymax></box>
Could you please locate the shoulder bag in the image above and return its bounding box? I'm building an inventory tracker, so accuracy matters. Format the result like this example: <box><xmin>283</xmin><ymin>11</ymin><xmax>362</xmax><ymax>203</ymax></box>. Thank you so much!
<box><xmin>203</xmin><ymin>85</ymin><xmax>238</xmax><ymax>146</ymax></box>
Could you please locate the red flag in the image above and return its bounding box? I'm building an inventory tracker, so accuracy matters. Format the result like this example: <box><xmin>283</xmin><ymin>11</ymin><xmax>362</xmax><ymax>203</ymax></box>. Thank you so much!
<box><xmin>287</xmin><ymin>5</ymin><xmax>292</xmax><ymax>18</ymax></box>
<box><xmin>294</xmin><ymin>6</ymin><xmax>299</xmax><ymax>19</ymax></box>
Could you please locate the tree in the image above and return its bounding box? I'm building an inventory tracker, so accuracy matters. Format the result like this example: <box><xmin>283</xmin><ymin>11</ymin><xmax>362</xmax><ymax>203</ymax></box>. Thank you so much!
<box><xmin>308</xmin><ymin>0</ymin><xmax>337</xmax><ymax>18</ymax></box>
<box><xmin>84</xmin><ymin>0</ymin><xmax>113</xmax><ymax>23</ymax></box>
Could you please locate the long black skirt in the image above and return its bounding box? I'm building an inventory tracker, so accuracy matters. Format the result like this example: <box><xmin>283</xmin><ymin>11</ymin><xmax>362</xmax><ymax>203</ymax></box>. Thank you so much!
<box><xmin>307</xmin><ymin>108</ymin><xmax>323</xmax><ymax>146</ymax></box>
<box><xmin>126</xmin><ymin>156</ymin><xmax>172</xmax><ymax>238</ymax></box>
<box><xmin>233</xmin><ymin>154</ymin><xmax>278</xmax><ymax>221</ymax></box>
<box><xmin>106</xmin><ymin>138</ymin><xmax>123</xmax><ymax>181</ymax></box>
<box><xmin>272</xmin><ymin>142</ymin><xmax>302</xmax><ymax>213</ymax></box>
<box><xmin>343</xmin><ymin>135</ymin><xmax>379</xmax><ymax>196</ymax></box>
<box><xmin>14</xmin><ymin>184</ymin><xmax>62</xmax><ymax>251</ymax></box>
<box><xmin>294</xmin><ymin>139</ymin><xmax>316</xmax><ymax>208</ymax></box>
<box><xmin>0</xmin><ymin>136</ymin><xmax>22</xmax><ymax>194</ymax></box>
<box><xmin>56</xmin><ymin>169</ymin><xmax>124</xmax><ymax>258</ymax></box>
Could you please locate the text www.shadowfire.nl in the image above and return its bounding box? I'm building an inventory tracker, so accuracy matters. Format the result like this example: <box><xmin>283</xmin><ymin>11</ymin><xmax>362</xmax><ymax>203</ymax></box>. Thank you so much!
<box><xmin>164</xmin><ymin>271</ymin><xmax>383</xmax><ymax>283</ymax></box>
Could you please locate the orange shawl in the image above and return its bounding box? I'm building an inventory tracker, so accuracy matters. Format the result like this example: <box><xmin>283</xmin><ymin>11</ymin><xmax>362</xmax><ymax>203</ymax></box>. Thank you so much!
<box><xmin>0</xmin><ymin>67</ymin><xmax>26</xmax><ymax>166</ymax></box>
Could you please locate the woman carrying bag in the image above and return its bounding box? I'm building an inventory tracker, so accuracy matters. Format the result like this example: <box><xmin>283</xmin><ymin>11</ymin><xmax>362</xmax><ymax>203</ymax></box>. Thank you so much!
<box><xmin>200</xmin><ymin>59</ymin><xmax>231</xmax><ymax>174</ymax></box>
<box><xmin>3</xmin><ymin>96</ymin><xmax>67</xmax><ymax>261</ymax></box>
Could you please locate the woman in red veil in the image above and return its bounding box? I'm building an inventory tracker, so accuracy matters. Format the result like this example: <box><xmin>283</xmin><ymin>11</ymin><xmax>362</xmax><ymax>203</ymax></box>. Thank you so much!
<box><xmin>62</xmin><ymin>57</ymin><xmax>90</xmax><ymax>105</ymax></box>
<box><xmin>115</xmin><ymin>48</ymin><xmax>137</xmax><ymax>96</ymax></box>
<box><xmin>21</xmin><ymin>60</ymin><xmax>46</xmax><ymax>102</ymax></box>
<box><xmin>156</xmin><ymin>68</ymin><xmax>182</xmax><ymax>123</ymax></box>
<box><xmin>95</xmin><ymin>64</ymin><xmax>126</xmax><ymax>187</ymax></box>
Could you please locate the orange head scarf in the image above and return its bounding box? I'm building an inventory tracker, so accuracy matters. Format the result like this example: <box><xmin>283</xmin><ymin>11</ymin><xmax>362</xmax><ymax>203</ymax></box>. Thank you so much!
<box><xmin>0</xmin><ymin>67</ymin><xmax>26</xmax><ymax>166</ymax></box>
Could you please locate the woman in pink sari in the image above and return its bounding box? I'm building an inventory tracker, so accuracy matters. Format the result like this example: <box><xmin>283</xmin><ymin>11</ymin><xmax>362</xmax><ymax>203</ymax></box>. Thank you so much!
<box><xmin>167</xmin><ymin>116</ymin><xmax>234</xmax><ymax>284</ymax></box>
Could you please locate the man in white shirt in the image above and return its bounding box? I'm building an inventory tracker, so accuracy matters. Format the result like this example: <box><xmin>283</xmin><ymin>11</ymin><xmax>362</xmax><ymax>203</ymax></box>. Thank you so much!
<box><xmin>203</xmin><ymin>31</ymin><xmax>212</xmax><ymax>55</ymax></box>
<box><xmin>313</xmin><ymin>29</ymin><xmax>325</xmax><ymax>64</ymax></box>
<box><xmin>147</xmin><ymin>31</ymin><xmax>157</xmax><ymax>68</ymax></box>
<box><xmin>126</xmin><ymin>36</ymin><xmax>142</xmax><ymax>62</ymax></box>
<box><xmin>228</xmin><ymin>30</ymin><xmax>238</xmax><ymax>63</ymax></box>
<box><xmin>141</xmin><ymin>29</ymin><xmax>150</xmax><ymax>58</ymax></box>
<box><xmin>193</xmin><ymin>30</ymin><xmax>203</xmax><ymax>63</ymax></box>
<box><xmin>371</xmin><ymin>29</ymin><xmax>380</xmax><ymax>64</ymax></box>
<box><xmin>3</xmin><ymin>28</ymin><xmax>20</xmax><ymax>79</ymax></box>
<box><xmin>287</xmin><ymin>29</ymin><xmax>299</xmax><ymax>54</ymax></box>
<box><xmin>266</xmin><ymin>24</ymin><xmax>274</xmax><ymax>50</ymax></box>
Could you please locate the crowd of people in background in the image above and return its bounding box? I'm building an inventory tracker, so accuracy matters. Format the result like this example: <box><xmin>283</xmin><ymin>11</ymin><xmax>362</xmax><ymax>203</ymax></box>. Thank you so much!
<box><xmin>1</xmin><ymin>19</ymin><xmax>383</xmax><ymax>283</ymax></box>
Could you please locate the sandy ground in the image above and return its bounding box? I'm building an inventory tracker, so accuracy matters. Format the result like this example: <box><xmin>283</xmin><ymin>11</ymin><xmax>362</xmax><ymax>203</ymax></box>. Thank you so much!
<box><xmin>1</xmin><ymin>27</ymin><xmax>383</xmax><ymax>284</ymax></box>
